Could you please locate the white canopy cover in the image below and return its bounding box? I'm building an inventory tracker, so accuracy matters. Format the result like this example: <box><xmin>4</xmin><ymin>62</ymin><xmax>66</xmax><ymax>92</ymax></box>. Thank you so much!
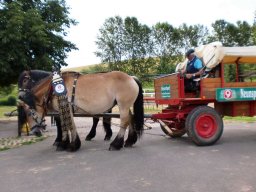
<box><xmin>176</xmin><ymin>42</ymin><xmax>256</xmax><ymax>72</ymax></box>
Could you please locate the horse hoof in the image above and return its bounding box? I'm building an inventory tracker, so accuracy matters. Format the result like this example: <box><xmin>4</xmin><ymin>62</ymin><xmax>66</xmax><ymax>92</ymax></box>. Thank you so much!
<box><xmin>56</xmin><ymin>146</ymin><xmax>65</xmax><ymax>151</ymax></box>
<box><xmin>67</xmin><ymin>135</ymin><xmax>81</xmax><ymax>152</ymax></box>
<box><xmin>109</xmin><ymin>137</ymin><xmax>124</xmax><ymax>150</ymax></box>
<box><xmin>67</xmin><ymin>144</ymin><xmax>79</xmax><ymax>152</ymax></box>
<box><xmin>104</xmin><ymin>135</ymin><xmax>111</xmax><ymax>141</ymax></box>
<box><xmin>53</xmin><ymin>141</ymin><xmax>60</xmax><ymax>146</ymax></box>
<box><xmin>85</xmin><ymin>136</ymin><xmax>93</xmax><ymax>141</ymax></box>
<box><xmin>124</xmin><ymin>143</ymin><xmax>133</xmax><ymax>148</ymax></box>
<box><xmin>109</xmin><ymin>145</ymin><xmax>122</xmax><ymax>151</ymax></box>
<box><xmin>85</xmin><ymin>132</ymin><xmax>96</xmax><ymax>141</ymax></box>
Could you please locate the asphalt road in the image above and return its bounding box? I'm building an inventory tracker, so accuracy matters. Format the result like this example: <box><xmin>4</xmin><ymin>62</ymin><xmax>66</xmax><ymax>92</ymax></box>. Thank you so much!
<box><xmin>1</xmin><ymin>118</ymin><xmax>256</xmax><ymax>192</ymax></box>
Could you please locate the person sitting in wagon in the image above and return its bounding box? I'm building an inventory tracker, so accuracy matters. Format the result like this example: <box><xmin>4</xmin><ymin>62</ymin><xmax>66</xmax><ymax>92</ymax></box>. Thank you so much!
<box><xmin>181</xmin><ymin>49</ymin><xmax>204</xmax><ymax>92</ymax></box>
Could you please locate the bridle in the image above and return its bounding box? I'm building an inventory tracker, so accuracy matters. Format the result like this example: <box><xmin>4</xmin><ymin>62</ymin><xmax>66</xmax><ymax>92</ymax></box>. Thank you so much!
<box><xmin>18</xmin><ymin>73</ymin><xmax>52</xmax><ymax>132</ymax></box>
<box><xmin>18</xmin><ymin>99</ymin><xmax>46</xmax><ymax>132</ymax></box>
<box><xmin>18</xmin><ymin>75</ymin><xmax>35</xmax><ymax>95</ymax></box>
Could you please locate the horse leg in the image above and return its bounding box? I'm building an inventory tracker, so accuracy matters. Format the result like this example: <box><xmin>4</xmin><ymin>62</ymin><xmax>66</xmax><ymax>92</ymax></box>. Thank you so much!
<box><xmin>103</xmin><ymin>115</ymin><xmax>112</xmax><ymax>141</ymax></box>
<box><xmin>124</xmin><ymin>113</ymin><xmax>138</xmax><ymax>147</ymax></box>
<box><xmin>67</xmin><ymin>129</ymin><xmax>81</xmax><ymax>152</ymax></box>
<box><xmin>109</xmin><ymin>110</ymin><xmax>129</xmax><ymax>150</ymax></box>
<box><xmin>85</xmin><ymin>117</ymin><xmax>99</xmax><ymax>141</ymax></box>
<box><xmin>53</xmin><ymin>116</ymin><xmax>72</xmax><ymax>151</ymax></box>
<box><xmin>56</xmin><ymin>129</ymin><xmax>70</xmax><ymax>151</ymax></box>
<box><xmin>53</xmin><ymin>116</ymin><xmax>62</xmax><ymax>146</ymax></box>
<box><xmin>67</xmin><ymin>115</ymin><xmax>81</xmax><ymax>152</ymax></box>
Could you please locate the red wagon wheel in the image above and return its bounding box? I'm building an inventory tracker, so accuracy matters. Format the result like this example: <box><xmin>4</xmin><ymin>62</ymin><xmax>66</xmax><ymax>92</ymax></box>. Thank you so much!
<box><xmin>185</xmin><ymin>106</ymin><xmax>223</xmax><ymax>146</ymax></box>
<box><xmin>159</xmin><ymin>120</ymin><xmax>186</xmax><ymax>138</ymax></box>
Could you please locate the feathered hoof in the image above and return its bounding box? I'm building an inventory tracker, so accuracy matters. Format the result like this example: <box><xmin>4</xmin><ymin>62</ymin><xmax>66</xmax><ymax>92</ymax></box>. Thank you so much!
<box><xmin>85</xmin><ymin>131</ymin><xmax>96</xmax><ymax>141</ymax></box>
<box><xmin>56</xmin><ymin>145</ymin><xmax>66</xmax><ymax>151</ymax></box>
<box><xmin>124</xmin><ymin>134</ymin><xmax>137</xmax><ymax>148</ymax></box>
<box><xmin>53</xmin><ymin>139</ymin><xmax>61</xmax><ymax>146</ymax></box>
<box><xmin>55</xmin><ymin>139</ymin><xmax>69</xmax><ymax>151</ymax></box>
<box><xmin>85</xmin><ymin>135</ymin><xmax>93</xmax><ymax>141</ymax></box>
<box><xmin>67</xmin><ymin>135</ymin><xmax>81</xmax><ymax>152</ymax></box>
<box><xmin>109</xmin><ymin>137</ymin><xmax>124</xmax><ymax>151</ymax></box>
<box><xmin>104</xmin><ymin>135</ymin><xmax>112</xmax><ymax>141</ymax></box>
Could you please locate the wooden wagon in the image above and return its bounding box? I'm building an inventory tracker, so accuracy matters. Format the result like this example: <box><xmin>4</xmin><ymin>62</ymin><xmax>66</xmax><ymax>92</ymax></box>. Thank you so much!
<box><xmin>152</xmin><ymin>45</ymin><xmax>256</xmax><ymax>145</ymax></box>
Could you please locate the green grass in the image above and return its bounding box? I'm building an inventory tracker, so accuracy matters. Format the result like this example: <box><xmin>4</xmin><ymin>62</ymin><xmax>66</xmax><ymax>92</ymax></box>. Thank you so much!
<box><xmin>0</xmin><ymin>147</ymin><xmax>10</xmax><ymax>151</ymax></box>
<box><xmin>0</xmin><ymin>106</ymin><xmax>17</xmax><ymax>118</ymax></box>
<box><xmin>223</xmin><ymin>116</ymin><xmax>256</xmax><ymax>122</ymax></box>
<box><xmin>0</xmin><ymin>136</ymin><xmax>48</xmax><ymax>151</ymax></box>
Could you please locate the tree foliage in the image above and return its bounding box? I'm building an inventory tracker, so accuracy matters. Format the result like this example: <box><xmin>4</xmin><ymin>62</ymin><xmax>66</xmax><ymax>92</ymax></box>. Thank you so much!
<box><xmin>95</xmin><ymin>16</ymin><xmax>125</xmax><ymax>71</ymax></box>
<box><xmin>179</xmin><ymin>23</ymin><xmax>209</xmax><ymax>50</ymax></box>
<box><xmin>209</xmin><ymin>20</ymin><xmax>253</xmax><ymax>46</ymax></box>
<box><xmin>95</xmin><ymin>15</ymin><xmax>255</xmax><ymax>79</ymax></box>
<box><xmin>123</xmin><ymin>17</ymin><xmax>153</xmax><ymax>76</ymax></box>
<box><xmin>0</xmin><ymin>0</ymin><xmax>77</xmax><ymax>86</ymax></box>
<box><xmin>95</xmin><ymin>16</ymin><xmax>154</xmax><ymax>77</ymax></box>
<box><xmin>151</xmin><ymin>22</ymin><xmax>181</xmax><ymax>73</ymax></box>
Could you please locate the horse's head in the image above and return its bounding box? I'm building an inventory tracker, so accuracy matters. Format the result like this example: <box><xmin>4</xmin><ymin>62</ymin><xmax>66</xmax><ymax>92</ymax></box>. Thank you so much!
<box><xmin>17</xmin><ymin>70</ymin><xmax>52</xmax><ymax>136</ymax></box>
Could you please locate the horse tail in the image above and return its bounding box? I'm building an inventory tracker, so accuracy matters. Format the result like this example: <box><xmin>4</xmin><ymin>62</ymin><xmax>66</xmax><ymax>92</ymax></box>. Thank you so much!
<box><xmin>133</xmin><ymin>77</ymin><xmax>144</xmax><ymax>138</ymax></box>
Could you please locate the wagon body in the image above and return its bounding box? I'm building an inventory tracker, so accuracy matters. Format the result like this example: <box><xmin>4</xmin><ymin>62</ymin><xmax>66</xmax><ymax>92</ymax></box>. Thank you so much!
<box><xmin>153</xmin><ymin>45</ymin><xmax>256</xmax><ymax>145</ymax></box>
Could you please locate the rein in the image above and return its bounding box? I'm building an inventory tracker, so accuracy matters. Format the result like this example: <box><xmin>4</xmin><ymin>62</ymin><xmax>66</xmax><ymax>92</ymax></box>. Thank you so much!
<box><xmin>17</xmin><ymin>99</ymin><xmax>46</xmax><ymax>131</ymax></box>
<box><xmin>18</xmin><ymin>73</ymin><xmax>53</xmax><ymax>132</ymax></box>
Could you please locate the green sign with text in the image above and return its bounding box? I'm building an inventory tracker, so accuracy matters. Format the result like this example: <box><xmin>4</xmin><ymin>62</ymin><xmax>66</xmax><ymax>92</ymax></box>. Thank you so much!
<box><xmin>216</xmin><ymin>87</ymin><xmax>256</xmax><ymax>102</ymax></box>
<box><xmin>161</xmin><ymin>84</ymin><xmax>171</xmax><ymax>99</ymax></box>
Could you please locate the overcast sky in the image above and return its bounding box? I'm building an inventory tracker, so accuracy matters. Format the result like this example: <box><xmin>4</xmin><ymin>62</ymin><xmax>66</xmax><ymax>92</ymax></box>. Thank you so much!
<box><xmin>64</xmin><ymin>0</ymin><xmax>256</xmax><ymax>68</ymax></box>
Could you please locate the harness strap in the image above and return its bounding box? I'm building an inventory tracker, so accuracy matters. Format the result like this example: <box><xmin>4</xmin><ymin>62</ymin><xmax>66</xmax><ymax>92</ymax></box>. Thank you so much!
<box><xmin>71</xmin><ymin>73</ymin><xmax>80</xmax><ymax>113</ymax></box>
<box><xmin>17</xmin><ymin>100</ymin><xmax>45</xmax><ymax>129</ymax></box>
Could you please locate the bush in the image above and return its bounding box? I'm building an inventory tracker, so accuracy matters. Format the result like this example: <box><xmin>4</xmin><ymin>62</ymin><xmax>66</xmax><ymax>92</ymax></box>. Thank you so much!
<box><xmin>0</xmin><ymin>96</ymin><xmax>17</xmax><ymax>106</ymax></box>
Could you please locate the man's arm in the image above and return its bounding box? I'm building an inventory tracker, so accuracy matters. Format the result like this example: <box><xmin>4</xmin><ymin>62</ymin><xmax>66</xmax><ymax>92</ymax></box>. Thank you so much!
<box><xmin>185</xmin><ymin>59</ymin><xmax>204</xmax><ymax>79</ymax></box>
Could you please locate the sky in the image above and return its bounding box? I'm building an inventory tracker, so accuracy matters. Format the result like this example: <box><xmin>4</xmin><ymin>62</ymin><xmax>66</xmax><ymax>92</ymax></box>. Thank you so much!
<box><xmin>64</xmin><ymin>0</ymin><xmax>256</xmax><ymax>69</ymax></box>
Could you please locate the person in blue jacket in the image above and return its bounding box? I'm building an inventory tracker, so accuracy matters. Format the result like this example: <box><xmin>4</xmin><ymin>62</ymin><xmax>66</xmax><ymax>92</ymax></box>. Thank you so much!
<box><xmin>181</xmin><ymin>49</ymin><xmax>204</xmax><ymax>92</ymax></box>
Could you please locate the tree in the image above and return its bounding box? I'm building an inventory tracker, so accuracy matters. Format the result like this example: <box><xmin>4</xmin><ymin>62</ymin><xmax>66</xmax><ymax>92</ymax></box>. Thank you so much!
<box><xmin>252</xmin><ymin>11</ymin><xmax>256</xmax><ymax>45</ymax></box>
<box><xmin>151</xmin><ymin>22</ymin><xmax>182</xmax><ymax>74</ymax></box>
<box><xmin>209</xmin><ymin>20</ymin><xmax>253</xmax><ymax>46</ymax></box>
<box><xmin>0</xmin><ymin>0</ymin><xmax>77</xmax><ymax>86</ymax></box>
<box><xmin>122</xmin><ymin>17</ymin><xmax>153</xmax><ymax>76</ymax></box>
<box><xmin>95</xmin><ymin>16</ymin><xmax>154</xmax><ymax>77</ymax></box>
<box><xmin>209</xmin><ymin>19</ymin><xmax>255</xmax><ymax>82</ymax></box>
<box><xmin>95</xmin><ymin>16</ymin><xmax>125</xmax><ymax>71</ymax></box>
<box><xmin>178</xmin><ymin>23</ymin><xmax>209</xmax><ymax>51</ymax></box>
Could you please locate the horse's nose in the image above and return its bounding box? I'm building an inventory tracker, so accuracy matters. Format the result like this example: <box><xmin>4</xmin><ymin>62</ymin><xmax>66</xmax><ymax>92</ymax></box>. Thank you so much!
<box><xmin>18</xmin><ymin>92</ymin><xmax>25</xmax><ymax>99</ymax></box>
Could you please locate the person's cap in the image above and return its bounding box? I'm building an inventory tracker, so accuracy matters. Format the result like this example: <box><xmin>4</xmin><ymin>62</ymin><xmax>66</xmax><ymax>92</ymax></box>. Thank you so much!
<box><xmin>185</xmin><ymin>49</ymin><xmax>195</xmax><ymax>57</ymax></box>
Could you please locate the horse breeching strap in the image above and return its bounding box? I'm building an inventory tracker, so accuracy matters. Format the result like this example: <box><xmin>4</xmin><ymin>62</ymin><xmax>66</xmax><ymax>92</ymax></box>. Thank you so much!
<box><xmin>52</xmin><ymin>71</ymin><xmax>73</xmax><ymax>132</ymax></box>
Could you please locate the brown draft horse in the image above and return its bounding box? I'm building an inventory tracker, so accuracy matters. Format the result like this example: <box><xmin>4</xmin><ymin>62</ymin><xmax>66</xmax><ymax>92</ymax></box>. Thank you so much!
<box><xmin>18</xmin><ymin>70</ymin><xmax>113</xmax><ymax>145</ymax></box>
<box><xmin>18</xmin><ymin>70</ymin><xmax>144</xmax><ymax>151</ymax></box>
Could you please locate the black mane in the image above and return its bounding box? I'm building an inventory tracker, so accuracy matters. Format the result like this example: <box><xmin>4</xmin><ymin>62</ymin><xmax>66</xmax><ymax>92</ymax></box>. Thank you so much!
<box><xmin>18</xmin><ymin>70</ymin><xmax>51</xmax><ymax>88</ymax></box>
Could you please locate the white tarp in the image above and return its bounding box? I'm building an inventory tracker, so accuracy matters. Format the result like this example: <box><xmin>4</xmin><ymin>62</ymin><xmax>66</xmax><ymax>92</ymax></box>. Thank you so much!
<box><xmin>222</xmin><ymin>46</ymin><xmax>256</xmax><ymax>64</ymax></box>
<box><xmin>176</xmin><ymin>43</ymin><xmax>256</xmax><ymax>72</ymax></box>
<box><xmin>176</xmin><ymin>42</ymin><xmax>224</xmax><ymax>72</ymax></box>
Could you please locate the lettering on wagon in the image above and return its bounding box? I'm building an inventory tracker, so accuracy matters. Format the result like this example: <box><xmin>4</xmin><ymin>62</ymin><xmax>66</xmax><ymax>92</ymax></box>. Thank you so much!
<box><xmin>161</xmin><ymin>84</ymin><xmax>171</xmax><ymax>99</ymax></box>
<box><xmin>240</xmin><ymin>89</ymin><xmax>256</xmax><ymax>99</ymax></box>
<box><xmin>216</xmin><ymin>88</ymin><xmax>256</xmax><ymax>102</ymax></box>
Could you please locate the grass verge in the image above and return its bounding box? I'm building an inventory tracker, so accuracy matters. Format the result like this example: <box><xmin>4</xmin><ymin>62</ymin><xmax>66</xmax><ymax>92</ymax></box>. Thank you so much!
<box><xmin>0</xmin><ymin>106</ymin><xmax>17</xmax><ymax>118</ymax></box>
<box><xmin>0</xmin><ymin>135</ymin><xmax>48</xmax><ymax>151</ymax></box>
